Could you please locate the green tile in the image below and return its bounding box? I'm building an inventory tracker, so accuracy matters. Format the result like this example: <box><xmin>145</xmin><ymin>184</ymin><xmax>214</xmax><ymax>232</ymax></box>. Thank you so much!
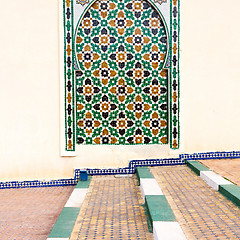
<box><xmin>136</xmin><ymin>167</ymin><xmax>154</xmax><ymax>185</ymax></box>
<box><xmin>75</xmin><ymin>176</ymin><xmax>92</xmax><ymax>188</ymax></box>
<box><xmin>48</xmin><ymin>207</ymin><xmax>80</xmax><ymax>238</ymax></box>
<box><xmin>145</xmin><ymin>195</ymin><xmax>176</xmax><ymax>226</ymax></box>
<box><xmin>219</xmin><ymin>184</ymin><xmax>240</xmax><ymax>207</ymax></box>
<box><xmin>187</xmin><ymin>161</ymin><xmax>210</xmax><ymax>176</ymax></box>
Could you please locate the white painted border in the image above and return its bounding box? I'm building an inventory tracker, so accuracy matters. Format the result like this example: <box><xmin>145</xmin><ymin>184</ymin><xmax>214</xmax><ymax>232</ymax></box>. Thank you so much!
<box><xmin>153</xmin><ymin>221</ymin><xmax>186</xmax><ymax>240</ymax></box>
<box><xmin>200</xmin><ymin>170</ymin><xmax>232</xmax><ymax>191</ymax></box>
<box><xmin>47</xmin><ymin>238</ymin><xmax>69</xmax><ymax>240</ymax></box>
<box><xmin>65</xmin><ymin>188</ymin><xmax>89</xmax><ymax>207</ymax></box>
<box><xmin>140</xmin><ymin>178</ymin><xmax>163</xmax><ymax>198</ymax></box>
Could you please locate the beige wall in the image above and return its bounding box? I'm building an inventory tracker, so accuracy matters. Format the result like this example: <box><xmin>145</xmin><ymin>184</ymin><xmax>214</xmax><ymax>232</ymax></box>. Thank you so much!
<box><xmin>0</xmin><ymin>0</ymin><xmax>239</xmax><ymax>181</ymax></box>
<box><xmin>182</xmin><ymin>0</ymin><xmax>240</xmax><ymax>152</ymax></box>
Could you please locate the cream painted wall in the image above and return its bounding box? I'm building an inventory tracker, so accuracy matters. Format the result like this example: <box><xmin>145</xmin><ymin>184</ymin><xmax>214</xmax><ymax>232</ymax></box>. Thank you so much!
<box><xmin>182</xmin><ymin>0</ymin><xmax>240</xmax><ymax>152</ymax></box>
<box><xmin>0</xmin><ymin>0</ymin><xmax>75</xmax><ymax>181</ymax></box>
<box><xmin>0</xmin><ymin>0</ymin><xmax>239</xmax><ymax>181</ymax></box>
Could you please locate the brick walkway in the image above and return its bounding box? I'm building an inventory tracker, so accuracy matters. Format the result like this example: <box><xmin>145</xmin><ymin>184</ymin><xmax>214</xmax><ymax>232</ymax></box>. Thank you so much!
<box><xmin>70</xmin><ymin>175</ymin><xmax>152</xmax><ymax>240</ymax></box>
<box><xmin>0</xmin><ymin>186</ymin><xmax>74</xmax><ymax>240</ymax></box>
<box><xmin>151</xmin><ymin>165</ymin><xmax>240</xmax><ymax>240</ymax></box>
<box><xmin>199</xmin><ymin>159</ymin><xmax>240</xmax><ymax>186</ymax></box>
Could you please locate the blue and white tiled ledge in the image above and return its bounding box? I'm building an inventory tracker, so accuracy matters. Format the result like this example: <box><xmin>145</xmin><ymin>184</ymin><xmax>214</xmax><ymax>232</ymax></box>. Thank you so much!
<box><xmin>0</xmin><ymin>151</ymin><xmax>240</xmax><ymax>189</ymax></box>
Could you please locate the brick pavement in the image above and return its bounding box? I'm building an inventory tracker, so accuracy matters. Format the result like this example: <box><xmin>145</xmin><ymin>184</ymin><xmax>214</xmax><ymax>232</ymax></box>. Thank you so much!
<box><xmin>70</xmin><ymin>175</ymin><xmax>152</xmax><ymax>240</ymax></box>
<box><xmin>199</xmin><ymin>159</ymin><xmax>240</xmax><ymax>186</ymax></box>
<box><xmin>151</xmin><ymin>165</ymin><xmax>240</xmax><ymax>240</ymax></box>
<box><xmin>0</xmin><ymin>186</ymin><xmax>74</xmax><ymax>240</ymax></box>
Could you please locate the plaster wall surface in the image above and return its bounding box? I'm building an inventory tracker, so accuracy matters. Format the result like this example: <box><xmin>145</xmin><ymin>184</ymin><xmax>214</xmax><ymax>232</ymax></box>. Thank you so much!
<box><xmin>0</xmin><ymin>0</ymin><xmax>239</xmax><ymax>181</ymax></box>
<box><xmin>182</xmin><ymin>0</ymin><xmax>240</xmax><ymax>152</ymax></box>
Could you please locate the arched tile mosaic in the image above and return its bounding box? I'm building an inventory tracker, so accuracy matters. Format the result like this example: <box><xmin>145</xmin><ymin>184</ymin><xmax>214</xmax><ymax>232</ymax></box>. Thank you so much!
<box><xmin>75</xmin><ymin>0</ymin><xmax>168</xmax><ymax>145</ymax></box>
<box><xmin>63</xmin><ymin>0</ymin><xmax>180</xmax><ymax>151</ymax></box>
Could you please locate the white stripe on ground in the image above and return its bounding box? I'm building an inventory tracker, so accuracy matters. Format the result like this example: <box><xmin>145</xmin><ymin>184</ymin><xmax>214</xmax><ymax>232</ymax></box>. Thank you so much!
<box><xmin>153</xmin><ymin>221</ymin><xmax>187</xmax><ymax>240</ymax></box>
<box><xmin>65</xmin><ymin>189</ymin><xmax>89</xmax><ymax>207</ymax></box>
<box><xmin>200</xmin><ymin>171</ymin><xmax>233</xmax><ymax>190</ymax></box>
<box><xmin>140</xmin><ymin>178</ymin><xmax>163</xmax><ymax>199</ymax></box>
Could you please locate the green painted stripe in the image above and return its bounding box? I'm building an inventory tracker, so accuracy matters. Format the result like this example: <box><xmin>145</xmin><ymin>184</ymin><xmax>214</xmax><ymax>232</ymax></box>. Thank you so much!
<box><xmin>219</xmin><ymin>184</ymin><xmax>240</xmax><ymax>207</ymax></box>
<box><xmin>136</xmin><ymin>167</ymin><xmax>154</xmax><ymax>185</ymax></box>
<box><xmin>48</xmin><ymin>207</ymin><xmax>80</xmax><ymax>238</ymax></box>
<box><xmin>187</xmin><ymin>161</ymin><xmax>210</xmax><ymax>176</ymax></box>
<box><xmin>75</xmin><ymin>176</ymin><xmax>92</xmax><ymax>188</ymax></box>
<box><xmin>145</xmin><ymin>195</ymin><xmax>176</xmax><ymax>226</ymax></box>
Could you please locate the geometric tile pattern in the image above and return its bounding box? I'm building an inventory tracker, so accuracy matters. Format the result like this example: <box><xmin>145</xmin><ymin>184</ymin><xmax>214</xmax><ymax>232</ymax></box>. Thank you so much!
<box><xmin>180</xmin><ymin>151</ymin><xmax>240</xmax><ymax>161</ymax></box>
<box><xmin>1</xmin><ymin>151</ymin><xmax>240</xmax><ymax>189</ymax></box>
<box><xmin>70</xmin><ymin>175</ymin><xmax>153</xmax><ymax>240</ymax></box>
<box><xmin>76</xmin><ymin>0</ymin><xmax>89</xmax><ymax>5</ymax></box>
<box><xmin>75</xmin><ymin>157</ymin><xmax>184</xmax><ymax>176</ymax></box>
<box><xmin>64</xmin><ymin>0</ymin><xmax>75</xmax><ymax>151</ymax></box>
<box><xmin>75</xmin><ymin>0</ymin><xmax>168</xmax><ymax>145</ymax></box>
<box><xmin>154</xmin><ymin>0</ymin><xmax>167</xmax><ymax>5</ymax></box>
<box><xmin>151</xmin><ymin>165</ymin><xmax>240</xmax><ymax>239</ymax></box>
<box><xmin>0</xmin><ymin>178</ymin><xmax>77</xmax><ymax>189</ymax></box>
<box><xmin>64</xmin><ymin>0</ymin><xmax>181</xmax><ymax>151</ymax></box>
<box><xmin>170</xmin><ymin>0</ymin><xmax>180</xmax><ymax>149</ymax></box>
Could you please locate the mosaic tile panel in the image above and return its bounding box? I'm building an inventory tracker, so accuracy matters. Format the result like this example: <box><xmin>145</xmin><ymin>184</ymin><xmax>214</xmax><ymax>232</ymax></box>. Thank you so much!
<box><xmin>64</xmin><ymin>0</ymin><xmax>75</xmax><ymax>151</ymax></box>
<box><xmin>170</xmin><ymin>0</ymin><xmax>180</xmax><ymax>149</ymax></box>
<box><xmin>76</xmin><ymin>0</ymin><xmax>89</xmax><ymax>5</ymax></box>
<box><xmin>75</xmin><ymin>0</ymin><xmax>169</xmax><ymax>145</ymax></box>
<box><xmin>64</xmin><ymin>0</ymin><xmax>180</xmax><ymax>151</ymax></box>
<box><xmin>154</xmin><ymin>0</ymin><xmax>167</xmax><ymax>5</ymax></box>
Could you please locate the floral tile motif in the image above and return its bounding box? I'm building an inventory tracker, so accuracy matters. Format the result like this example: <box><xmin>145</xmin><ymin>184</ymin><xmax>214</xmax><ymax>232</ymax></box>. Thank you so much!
<box><xmin>76</xmin><ymin>0</ymin><xmax>89</xmax><ymax>5</ymax></box>
<box><xmin>75</xmin><ymin>0</ymin><xmax>168</xmax><ymax>145</ymax></box>
<box><xmin>154</xmin><ymin>0</ymin><xmax>167</xmax><ymax>5</ymax></box>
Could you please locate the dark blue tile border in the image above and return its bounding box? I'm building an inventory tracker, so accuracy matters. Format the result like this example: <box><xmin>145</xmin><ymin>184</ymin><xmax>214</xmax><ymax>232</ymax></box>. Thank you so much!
<box><xmin>180</xmin><ymin>151</ymin><xmax>240</xmax><ymax>162</ymax></box>
<box><xmin>0</xmin><ymin>178</ymin><xmax>77</xmax><ymax>189</ymax></box>
<box><xmin>74</xmin><ymin>158</ymin><xmax>184</xmax><ymax>178</ymax></box>
<box><xmin>0</xmin><ymin>151</ymin><xmax>239</xmax><ymax>189</ymax></box>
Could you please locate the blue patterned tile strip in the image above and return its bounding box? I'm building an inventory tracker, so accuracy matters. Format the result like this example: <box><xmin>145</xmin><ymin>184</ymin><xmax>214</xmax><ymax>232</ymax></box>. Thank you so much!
<box><xmin>74</xmin><ymin>158</ymin><xmax>184</xmax><ymax>177</ymax></box>
<box><xmin>0</xmin><ymin>179</ymin><xmax>77</xmax><ymax>189</ymax></box>
<box><xmin>180</xmin><ymin>151</ymin><xmax>240</xmax><ymax>162</ymax></box>
<box><xmin>1</xmin><ymin>151</ymin><xmax>240</xmax><ymax>189</ymax></box>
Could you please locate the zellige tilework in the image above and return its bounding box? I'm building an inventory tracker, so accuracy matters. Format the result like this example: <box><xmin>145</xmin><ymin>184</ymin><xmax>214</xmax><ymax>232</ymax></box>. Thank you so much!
<box><xmin>151</xmin><ymin>165</ymin><xmax>240</xmax><ymax>240</ymax></box>
<box><xmin>64</xmin><ymin>0</ymin><xmax>181</xmax><ymax>151</ymax></box>
<box><xmin>75</xmin><ymin>0</ymin><xmax>168</xmax><ymax>145</ymax></box>
<box><xmin>70</xmin><ymin>175</ymin><xmax>153</xmax><ymax>240</ymax></box>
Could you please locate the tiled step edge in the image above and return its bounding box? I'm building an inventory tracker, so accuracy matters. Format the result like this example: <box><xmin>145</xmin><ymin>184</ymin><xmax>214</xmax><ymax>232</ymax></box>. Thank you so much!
<box><xmin>137</xmin><ymin>167</ymin><xmax>186</xmax><ymax>240</ymax></box>
<box><xmin>47</xmin><ymin>177</ymin><xmax>91</xmax><ymax>240</ymax></box>
<box><xmin>187</xmin><ymin>161</ymin><xmax>240</xmax><ymax>207</ymax></box>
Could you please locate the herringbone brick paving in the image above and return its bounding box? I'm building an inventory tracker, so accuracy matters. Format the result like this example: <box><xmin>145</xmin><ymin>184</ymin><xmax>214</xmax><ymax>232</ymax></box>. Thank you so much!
<box><xmin>70</xmin><ymin>175</ymin><xmax>152</xmax><ymax>240</ymax></box>
<box><xmin>151</xmin><ymin>165</ymin><xmax>240</xmax><ymax>240</ymax></box>
<box><xmin>0</xmin><ymin>186</ymin><xmax>74</xmax><ymax>240</ymax></box>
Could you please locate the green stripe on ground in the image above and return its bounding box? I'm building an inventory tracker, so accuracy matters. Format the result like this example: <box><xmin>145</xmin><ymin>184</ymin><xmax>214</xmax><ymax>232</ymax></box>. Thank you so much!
<box><xmin>219</xmin><ymin>184</ymin><xmax>240</xmax><ymax>207</ymax></box>
<box><xmin>136</xmin><ymin>167</ymin><xmax>154</xmax><ymax>185</ymax></box>
<box><xmin>48</xmin><ymin>207</ymin><xmax>80</xmax><ymax>238</ymax></box>
<box><xmin>75</xmin><ymin>176</ymin><xmax>92</xmax><ymax>188</ymax></box>
<box><xmin>187</xmin><ymin>161</ymin><xmax>210</xmax><ymax>176</ymax></box>
<box><xmin>145</xmin><ymin>195</ymin><xmax>176</xmax><ymax>226</ymax></box>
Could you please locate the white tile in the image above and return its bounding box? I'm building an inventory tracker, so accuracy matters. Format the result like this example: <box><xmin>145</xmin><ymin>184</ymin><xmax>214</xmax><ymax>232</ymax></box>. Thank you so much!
<box><xmin>153</xmin><ymin>221</ymin><xmax>186</xmax><ymax>240</ymax></box>
<box><xmin>47</xmin><ymin>238</ymin><xmax>69</xmax><ymax>240</ymax></box>
<box><xmin>65</xmin><ymin>189</ymin><xmax>88</xmax><ymax>207</ymax></box>
<box><xmin>200</xmin><ymin>171</ymin><xmax>232</xmax><ymax>190</ymax></box>
<box><xmin>140</xmin><ymin>178</ymin><xmax>163</xmax><ymax>198</ymax></box>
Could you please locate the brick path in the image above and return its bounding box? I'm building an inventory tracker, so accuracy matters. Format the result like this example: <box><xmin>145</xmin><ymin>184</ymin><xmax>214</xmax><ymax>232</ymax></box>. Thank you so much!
<box><xmin>70</xmin><ymin>175</ymin><xmax>152</xmax><ymax>240</ymax></box>
<box><xmin>199</xmin><ymin>159</ymin><xmax>240</xmax><ymax>186</ymax></box>
<box><xmin>151</xmin><ymin>165</ymin><xmax>240</xmax><ymax>240</ymax></box>
<box><xmin>0</xmin><ymin>186</ymin><xmax>74</xmax><ymax>240</ymax></box>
